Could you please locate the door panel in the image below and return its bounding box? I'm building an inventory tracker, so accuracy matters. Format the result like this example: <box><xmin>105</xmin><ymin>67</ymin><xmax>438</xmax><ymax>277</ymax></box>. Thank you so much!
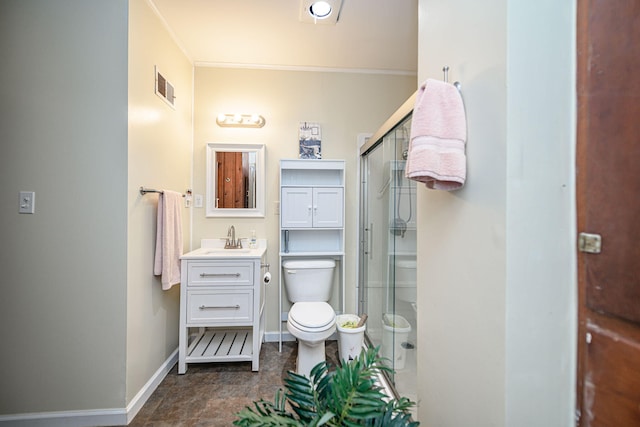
<box><xmin>281</xmin><ymin>188</ymin><xmax>313</xmax><ymax>228</ymax></box>
<box><xmin>217</xmin><ymin>151</ymin><xmax>245</xmax><ymax>208</ymax></box>
<box><xmin>583</xmin><ymin>321</ymin><xmax>640</xmax><ymax>426</ymax></box>
<box><xmin>584</xmin><ymin>91</ymin><xmax>640</xmax><ymax>322</ymax></box>
<box><xmin>313</xmin><ymin>188</ymin><xmax>343</xmax><ymax>227</ymax></box>
<box><xmin>577</xmin><ymin>0</ymin><xmax>640</xmax><ymax>425</ymax></box>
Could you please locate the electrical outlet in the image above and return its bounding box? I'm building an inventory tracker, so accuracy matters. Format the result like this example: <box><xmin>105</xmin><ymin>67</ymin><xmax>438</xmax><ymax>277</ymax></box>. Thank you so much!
<box><xmin>194</xmin><ymin>194</ymin><xmax>203</xmax><ymax>208</ymax></box>
<box><xmin>19</xmin><ymin>191</ymin><xmax>35</xmax><ymax>214</ymax></box>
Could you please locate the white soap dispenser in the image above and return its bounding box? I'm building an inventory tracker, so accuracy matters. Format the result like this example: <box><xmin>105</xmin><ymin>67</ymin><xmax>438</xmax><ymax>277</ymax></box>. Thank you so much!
<box><xmin>249</xmin><ymin>230</ymin><xmax>257</xmax><ymax>249</ymax></box>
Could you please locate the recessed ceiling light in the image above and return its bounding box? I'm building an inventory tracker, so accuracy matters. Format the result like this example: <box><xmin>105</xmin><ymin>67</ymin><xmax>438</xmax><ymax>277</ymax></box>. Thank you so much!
<box><xmin>309</xmin><ymin>1</ymin><xmax>332</xmax><ymax>19</ymax></box>
<box><xmin>299</xmin><ymin>0</ymin><xmax>342</xmax><ymax>25</ymax></box>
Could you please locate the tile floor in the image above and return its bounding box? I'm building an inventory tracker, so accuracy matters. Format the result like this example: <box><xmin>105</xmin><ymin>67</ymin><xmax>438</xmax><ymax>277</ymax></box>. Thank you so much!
<box><xmin>126</xmin><ymin>340</ymin><xmax>339</xmax><ymax>426</ymax></box>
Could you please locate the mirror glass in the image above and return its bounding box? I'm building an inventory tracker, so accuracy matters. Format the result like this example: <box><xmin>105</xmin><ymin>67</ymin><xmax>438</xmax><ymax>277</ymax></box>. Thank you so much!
<box><xmin>206</xmin><ymin>143</ymin><xmax>265</xmax><ymax>217</ymax></box>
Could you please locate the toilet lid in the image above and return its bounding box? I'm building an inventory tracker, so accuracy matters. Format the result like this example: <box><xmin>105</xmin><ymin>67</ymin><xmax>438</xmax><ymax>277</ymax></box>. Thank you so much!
<box><xmin>289</xmin><ymin>302</ymin><xmax>335</xmax><ymax>331</ymax></box>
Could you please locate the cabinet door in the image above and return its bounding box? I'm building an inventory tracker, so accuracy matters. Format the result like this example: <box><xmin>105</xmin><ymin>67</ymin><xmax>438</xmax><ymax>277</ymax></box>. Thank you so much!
<box><xmin>313</xmin><ymin>187</ymin><xmax>343</xmax><ymax>228</ymax></box>
<box><xmin>281</xmin><ymin>187</ymin><xmax>313</xmax><ymax>228</ymax></box>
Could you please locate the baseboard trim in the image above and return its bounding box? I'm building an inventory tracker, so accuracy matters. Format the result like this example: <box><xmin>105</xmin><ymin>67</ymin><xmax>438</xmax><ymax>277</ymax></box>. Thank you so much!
<box><xmin>263</xmin><ymin>331</ymin><xmax>338</xmax><ymax>342</ymax></box>
<box><xmin>0</xmin><ymin>349</ymin><xmax>179</xmax><ymax>427</ymax></box>
<box><xmin>264</xmin><ymin>331</ymin><xmax>296</xmax><ymax>342</ymax></box>
<box><xmin>0</xmin><ymin>408</ymin><xmax>127</xmax><ymax>427</ymax></box>
<box><xmin>126</xmin><ymin>347</ymin><xmax>179</xmax><ymax>424</ymax></box>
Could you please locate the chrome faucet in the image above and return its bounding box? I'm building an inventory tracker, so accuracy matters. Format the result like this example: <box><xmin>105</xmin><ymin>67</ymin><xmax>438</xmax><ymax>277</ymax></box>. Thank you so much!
<box><xmin>225</xmin><ymin>225</ymin><xmax>242</xmax><ymax>249</ymax></box>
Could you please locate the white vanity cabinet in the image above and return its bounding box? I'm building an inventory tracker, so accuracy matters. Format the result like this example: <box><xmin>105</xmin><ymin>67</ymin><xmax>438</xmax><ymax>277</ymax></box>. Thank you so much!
<box><xmin>178</xmin><ymin>242</ymin><xmax>267</xmax><ymax>374</ymax></box>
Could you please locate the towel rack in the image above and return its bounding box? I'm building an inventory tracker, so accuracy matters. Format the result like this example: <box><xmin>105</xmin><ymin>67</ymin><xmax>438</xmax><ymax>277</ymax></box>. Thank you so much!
<box><xmin>443</xmin><ymin>66</ymin><xmax>462</xmax><ymax>91</ymax></box>
<box><xmin>139</xmin><ymin>186</ymin><xmax>192</xmax><ymax>197</ymax></box>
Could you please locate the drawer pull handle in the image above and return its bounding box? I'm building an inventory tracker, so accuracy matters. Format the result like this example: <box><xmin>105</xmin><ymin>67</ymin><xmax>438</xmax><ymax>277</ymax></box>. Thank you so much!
<box><xmin>199</xmin><ymin>304</ymin><xmax>240</xmax><ymax>310</ymax></box>
<box><xmin>199</xmin><ymin>273</ymin><xmax>241</xmax><ymax>278</ymax></box>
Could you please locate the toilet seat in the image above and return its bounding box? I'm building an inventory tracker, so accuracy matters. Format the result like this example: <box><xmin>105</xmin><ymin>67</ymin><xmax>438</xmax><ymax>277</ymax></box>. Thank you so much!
<box><xmin>288</xmin><ymin>302</ymin><xmax>335</xmax><ymax>333</ymax></box>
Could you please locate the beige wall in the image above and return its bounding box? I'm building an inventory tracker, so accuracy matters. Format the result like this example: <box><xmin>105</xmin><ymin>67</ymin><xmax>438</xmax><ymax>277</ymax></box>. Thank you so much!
<box><xmin>127</xmin><ymin>0</ymin><xmax>193</xmax><ymax>404</ymax></box>
<box><xmin>0</xmin><ymin>0</ymin><xmax>194</xmax><ymax>418</ymax></box>
<box><xmin>417</xmin><ymin>0</ymin><xmax>507</xmax><ymax>423</ymax></box>
<box><xmin>416</xmin><ymin>0</ymin><xmax>576</xmax><ymax>426</ymax></box>
<box><xmin>192</xmin><ymin>67</ymin><xmax>416</xmax><ymax>332</ymax></box>
<box><xmin>0</xmin><ymin>0</ymin><xmax>129</xmax><ymax>414</ymax></box>
<box><xmin>504</xmin><ymin>2</ymin><xmax>576</xmax><ymax>425</ymax></box>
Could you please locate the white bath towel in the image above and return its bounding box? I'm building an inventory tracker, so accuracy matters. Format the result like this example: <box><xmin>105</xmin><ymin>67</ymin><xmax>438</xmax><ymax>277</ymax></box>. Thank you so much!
<box><xmin>153</xmin><ymin>190</ymin><xmax>183</xmax><ymax>290</ymax></box>
<box><xmin>405</xmin><ymin>79</ymin><xmax>467</xmax><ymax>191</ymax></box>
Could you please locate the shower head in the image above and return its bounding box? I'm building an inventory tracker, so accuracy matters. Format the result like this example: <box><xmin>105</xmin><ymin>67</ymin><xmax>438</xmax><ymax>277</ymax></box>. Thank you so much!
<box><xmin>390</xmin><ymin>217</ymin><xmax>407</xmax><ymax>238</ymax></box>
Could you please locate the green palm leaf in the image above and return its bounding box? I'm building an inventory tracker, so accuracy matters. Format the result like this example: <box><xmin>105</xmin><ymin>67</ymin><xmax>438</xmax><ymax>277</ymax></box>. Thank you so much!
<box><xmin>235</xmin><ymin>346</ymin><xmax>419</xmax><ymax>426</ymax></box>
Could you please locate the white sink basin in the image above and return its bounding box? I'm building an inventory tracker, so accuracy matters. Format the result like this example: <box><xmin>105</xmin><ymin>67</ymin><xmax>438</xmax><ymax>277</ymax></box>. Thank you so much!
<box><xmin>181</xmin><ymin>245</ymin><xmax>265</xmax><ymax>260</ymax></box>
<box><xmin>204</xmin><ymin>249</ymin><xmax>250</xmax><ymax>255</ymax></box>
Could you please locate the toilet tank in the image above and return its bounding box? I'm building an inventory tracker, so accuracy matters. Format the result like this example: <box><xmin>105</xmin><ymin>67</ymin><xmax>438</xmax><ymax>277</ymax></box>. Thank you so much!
<box><xmin>282</xmin><ymin>259</ymin><xmax>335</xmax><ymax>302</ymax></box>
<box><xmin>394</xmin><ymin>258</ymin><xmax>416</xmax><ymax>303</ymax></box>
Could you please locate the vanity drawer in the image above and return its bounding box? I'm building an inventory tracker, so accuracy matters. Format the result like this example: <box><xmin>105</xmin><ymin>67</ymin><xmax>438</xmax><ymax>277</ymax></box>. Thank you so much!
<box><xmin>187</xmin><ymin>261</ymin><xmax>253</xmax><ymax>286</ymax></box>
<box><xmin>186</xmin><ymin>289</ymin><xmax>253</xmax><ymax>324</ymax></box>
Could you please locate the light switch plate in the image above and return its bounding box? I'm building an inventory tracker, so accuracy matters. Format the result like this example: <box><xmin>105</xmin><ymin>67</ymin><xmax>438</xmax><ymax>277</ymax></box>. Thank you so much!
<box><xmin>19</xmin><ymin>191</ymin><xmax>35</xmax><ymax>214</ymax></box>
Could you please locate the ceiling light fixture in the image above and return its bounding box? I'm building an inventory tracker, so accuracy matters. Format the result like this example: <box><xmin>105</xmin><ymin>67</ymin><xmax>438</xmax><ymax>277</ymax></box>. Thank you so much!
<box><xmin>309</xmin><ymin>1</ymin><xmax>332</xmax><ymax>19</ymax></box>
<box><xmin>216</xmin><ymin>113</ymin><xmax>266</xmax><ymax>128</ymax></box>
<box><xmin>299</xmin><ymin>0</ymin><xmax>343</xmax><ymax>25</ymax></box>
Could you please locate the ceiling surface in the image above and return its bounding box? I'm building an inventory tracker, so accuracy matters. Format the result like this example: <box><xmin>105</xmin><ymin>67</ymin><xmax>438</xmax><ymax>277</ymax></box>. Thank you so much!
<box><xmin>149</xmin><ymin>0</ymin><xmax>418</xmax><ymax>74</ymax></box>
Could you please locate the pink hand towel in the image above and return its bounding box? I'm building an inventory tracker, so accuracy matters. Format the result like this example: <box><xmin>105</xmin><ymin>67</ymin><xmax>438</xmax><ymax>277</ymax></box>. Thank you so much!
<box><xmin>405</xmin><ymin>79</ymin><xmax>467</xmax><ymax>191</ymax></box>
<box><xmin>153</xmin><ymin>190</ymin><xmax>183</xmax><ymax>290</ymax></box>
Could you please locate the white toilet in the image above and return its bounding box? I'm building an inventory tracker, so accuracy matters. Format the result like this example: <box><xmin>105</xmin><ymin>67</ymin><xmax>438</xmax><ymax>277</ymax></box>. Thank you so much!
<box><xmin>394</xmin><ymin>258</ymin><xmax>416</xmax><ymax>303</ymax></box>
<box><xmin>283</xmin><ymin>259</ymin><xmax>336</xmax><ymax>377</ymax></box>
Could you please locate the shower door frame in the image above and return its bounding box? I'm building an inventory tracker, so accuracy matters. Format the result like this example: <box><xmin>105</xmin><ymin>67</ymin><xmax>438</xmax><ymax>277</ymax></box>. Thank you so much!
<box><xmin>358</xmin><ymin>93</ymin><xmax>417</xmax><ymax>398</ymax></box>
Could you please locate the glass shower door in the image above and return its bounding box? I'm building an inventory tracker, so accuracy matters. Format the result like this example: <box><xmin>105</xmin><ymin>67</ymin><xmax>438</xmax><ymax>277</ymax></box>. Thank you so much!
<box><xmin>360</xmin><ymin>115</ymin><xmax>416</xmax><ymax>404</ymax></box>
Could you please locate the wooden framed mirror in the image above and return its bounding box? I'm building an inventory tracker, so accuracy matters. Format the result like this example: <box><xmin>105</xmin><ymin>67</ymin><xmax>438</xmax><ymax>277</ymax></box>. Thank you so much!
<box><xmin>206</xmin><ymin>143</ymin><xmax>266</xmax><ymax>217</ymax></box>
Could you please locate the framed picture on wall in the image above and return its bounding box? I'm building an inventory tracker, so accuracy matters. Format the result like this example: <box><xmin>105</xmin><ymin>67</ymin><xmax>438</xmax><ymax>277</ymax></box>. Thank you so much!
<box><xmin>299</xmin><ymin>122</ymin><xmax>322</xmax><ymax>159</ymax></box>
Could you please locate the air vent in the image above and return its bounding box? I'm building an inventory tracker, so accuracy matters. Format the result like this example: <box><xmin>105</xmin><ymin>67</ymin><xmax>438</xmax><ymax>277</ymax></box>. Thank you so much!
<box><xmin>155</xmin><ymin>66</ymin><xmax>175</xmax><ymax>108</ymax></box>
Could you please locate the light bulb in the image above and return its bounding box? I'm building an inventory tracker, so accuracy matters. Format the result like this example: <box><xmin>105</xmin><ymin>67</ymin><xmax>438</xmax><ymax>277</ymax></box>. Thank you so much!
<box><xmin>309</xmin><ymin>1</ymin><xmax>332</xmax><ymax>18</ymax></box>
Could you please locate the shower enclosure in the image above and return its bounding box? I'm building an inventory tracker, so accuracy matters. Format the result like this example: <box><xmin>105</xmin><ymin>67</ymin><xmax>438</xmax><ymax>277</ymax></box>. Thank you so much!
<box><xmin>359</xmin><ymin>98</ymin><xmax>417</xmax><ymax>407</ymax></box>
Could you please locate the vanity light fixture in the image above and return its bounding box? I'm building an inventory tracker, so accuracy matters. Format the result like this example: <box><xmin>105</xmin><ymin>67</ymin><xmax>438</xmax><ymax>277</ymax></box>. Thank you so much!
<box><xmin>216</xmin><ymin>113</ymin><xmax>266</xmax><ymax>128</ymax></box>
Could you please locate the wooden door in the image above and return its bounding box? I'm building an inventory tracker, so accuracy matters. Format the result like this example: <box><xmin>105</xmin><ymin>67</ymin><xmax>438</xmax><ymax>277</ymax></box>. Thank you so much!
<box><xmin>216</xmin><ymin>152</ymin><xmax>245</xmax><ymax>208</ymax></box>
<box><xmin>576</xmin><ymin>1</ymin><xmax>640</xmax><ymax>425</ymax></box>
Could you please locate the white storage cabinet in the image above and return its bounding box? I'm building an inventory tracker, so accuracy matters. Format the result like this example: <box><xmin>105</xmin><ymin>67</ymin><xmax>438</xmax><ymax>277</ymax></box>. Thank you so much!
<box><xmin>281</xmin><ymin>187</ymin><xmax>343</xmax><ymax>228</ymax></box>
<box><xmin>278</xmin><ymin>159</ymin><xmax>345</xmax><ymax>349</ymax></box>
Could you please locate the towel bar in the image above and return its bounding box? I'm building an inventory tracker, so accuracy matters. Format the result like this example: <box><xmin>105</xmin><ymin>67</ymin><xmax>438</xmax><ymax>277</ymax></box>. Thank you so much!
<box><xmin>139</xmin><ymin>186</ymin><xmax>192</xmax><ymax>197</ymax></box>
<box><xmin>443</xmin><ymin>66</ymin><xmax>462</xmax><ymax>91</ymax></box>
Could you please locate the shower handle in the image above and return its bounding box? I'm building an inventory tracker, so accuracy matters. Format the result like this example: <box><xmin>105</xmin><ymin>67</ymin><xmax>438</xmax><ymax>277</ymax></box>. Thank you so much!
<box><xmin>365</xmin><ymin>223</ymin><xmax>373</xmax><ymax>260</ymax></box>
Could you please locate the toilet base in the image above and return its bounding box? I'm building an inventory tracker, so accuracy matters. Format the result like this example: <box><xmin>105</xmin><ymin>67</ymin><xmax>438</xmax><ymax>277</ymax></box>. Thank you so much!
<box><xmin>295</xmin><ymin>339</ymin><xmax>327</xmax><ymax>378</ymax></box>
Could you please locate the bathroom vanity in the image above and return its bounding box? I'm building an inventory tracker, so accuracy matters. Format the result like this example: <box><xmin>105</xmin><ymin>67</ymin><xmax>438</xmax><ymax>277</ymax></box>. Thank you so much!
<box><xmin>178</xmin><ymin>239</ymin><xmax>267</xmax><ymax>374</ymax></box>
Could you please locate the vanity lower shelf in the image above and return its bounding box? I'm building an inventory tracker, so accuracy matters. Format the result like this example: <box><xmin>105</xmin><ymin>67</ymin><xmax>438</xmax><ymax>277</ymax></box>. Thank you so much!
<box><xmin>186</xmin><ymin>328</ymin><xmax>254</xmax><ymax>364</ymax></box>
